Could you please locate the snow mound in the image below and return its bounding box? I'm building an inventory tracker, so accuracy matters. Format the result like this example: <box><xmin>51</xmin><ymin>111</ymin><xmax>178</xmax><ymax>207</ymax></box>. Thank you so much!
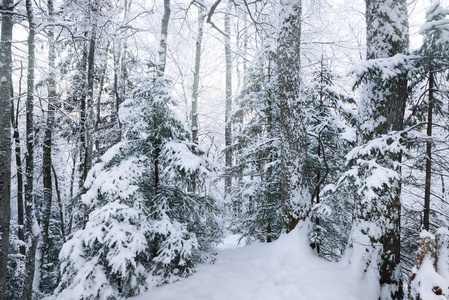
<box><xmin>132</xmin><ymin>223</ymin><xmax>378</xmax><ymax>300</ymax></box>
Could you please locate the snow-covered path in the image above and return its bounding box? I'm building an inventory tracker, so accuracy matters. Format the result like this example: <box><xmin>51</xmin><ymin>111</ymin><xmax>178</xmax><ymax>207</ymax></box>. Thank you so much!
<box><xmin>133</xmin><ymin>225</ymin><xmax>378</xmax><ymax>300</ymax></box>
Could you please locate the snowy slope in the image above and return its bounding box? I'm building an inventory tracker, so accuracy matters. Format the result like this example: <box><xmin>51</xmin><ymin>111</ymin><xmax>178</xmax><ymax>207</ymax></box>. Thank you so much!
<box><xmin>132</xmin><ymin>224</ymin><xmax>379</xmax><ymax>300</ymax></box>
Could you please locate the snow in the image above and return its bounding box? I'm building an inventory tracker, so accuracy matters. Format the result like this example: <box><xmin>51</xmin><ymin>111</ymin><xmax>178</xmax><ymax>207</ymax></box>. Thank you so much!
<box><xmin>162</xmin><ymin>141</ymin><xmax>211</xmax><ymax>176</ymax></box>
<box><xmin>131</xmin><ymin>223</ymin><xmax>378</xmax><ymax>300</ymax></box>
<box><xmin>410</xmin><ymin>258</ymin><xmax>448</xmax><ymax>300</ymax></box>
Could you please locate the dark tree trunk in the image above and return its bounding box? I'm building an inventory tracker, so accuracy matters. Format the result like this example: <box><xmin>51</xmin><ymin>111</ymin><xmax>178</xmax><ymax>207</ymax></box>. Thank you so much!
<box><xmin>112</xmin><ymin>41</ymin><xmax>121</xmax><ymax>140</ymax></box>
<box><xmin>79</xmin><ymin>44</ymin><xmax>89</xmax><ymax>188</ymax></box>
<box><xmin>11</xmin><ymin>65</ymin><xmax>25</xmax><ymax>255</ymax></box>
<box><xmin>67</xmin><ymin>152</ymin><xmax>77</xmax><ymax>237</ymax></box>
<box><xmin>80</xmin><ymin>0</ymin><xmax>98</xmax><ymax>187</ymax></box>
<box><xmin>41</xmin><ymin>0</ymin><xmax>57</xmax><ymax>266</ymax></box>
<box><xmin>423</xmin><ymin>68</ymin><xmax>434</xmax><ymax>232</ymax></box>
<box><xmin>79</xmin><ymin>1</ymin><xmax>97</xmax><ymax>228</ymax></box>
<box><xmin>0</xmin><ymin>1</ymin><xmax>14</xmax><ymax>299</ymax></box>
<box><xmin>52</xmin><ymin>164</ymin><xmax>65</xmax><ymax>242</ymax></box>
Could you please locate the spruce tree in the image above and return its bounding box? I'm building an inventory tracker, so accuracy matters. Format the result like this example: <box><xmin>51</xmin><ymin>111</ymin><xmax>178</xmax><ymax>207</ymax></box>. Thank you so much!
<box><xmin>54</xmin><ymin>75</ymin><xmax>221</xmax><ymax>300</ymax></box>
<box><xmin>231</xmin><ymin>49</ymin><xmax>283</xmax><ymax>243</ymax></box>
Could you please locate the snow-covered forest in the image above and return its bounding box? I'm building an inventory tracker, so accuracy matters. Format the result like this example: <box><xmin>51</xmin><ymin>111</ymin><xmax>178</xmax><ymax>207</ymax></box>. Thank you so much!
<box><xmin>0</xmin><ymin>0</ymin><xmax>449</xmax><ymax>299</ymax></box>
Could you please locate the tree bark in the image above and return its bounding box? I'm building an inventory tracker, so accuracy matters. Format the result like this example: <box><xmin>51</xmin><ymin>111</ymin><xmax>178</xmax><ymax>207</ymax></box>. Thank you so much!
<box><xmin>94</xmin><ymin>41</ymin><xmax>110</xmax><ymax>151</ymax></box>
<box><xmin>0</xmin><ymin>0</ymin><xmax>14</xmax><ymax>298</ymax></box>
<box><xmin>80</xmin><ymin>0</ymin><xmax>98</xmax><ymax>187</ymax></box>
<box><xmin>191</xmin><ymin>5</ymin><xmax>206</xmax><ymax>145</ymax></box>
<box><xmin>157</xmin><ymin>0</ymin><xmax>171</xmax><ymax>76</ymax></box>
<box><xmin>84</xmin><ymin>2</ymin><xmax>97</xmax><ymax>183</ymax></box>
<box><xmin>41</xmin><ymin>0</ymin><xmax>57</xmax><ymax>267</ymax></box>
<box><xmin>52</xmin><ymin>164</ymin><xmax>65</xmax><ymax>242</ymax></box>
<box><xmin>22</xmin><ymin>0</ymin><xmax>40</xmax><ymax>298</ymax></box>
<box><xmin>357</xmin><ymin>0</ymin><xmax>409</xmax><ymax>298</ymax></box>
<box><xmin>224</xmin><ymin>0</ymin><xmax>233</xmax><ymax>205</ymax></box>
<box><xmin>11</xmin><ymin>64</ymin><xmax>25</xmax><ymax>255</ymax></box>
<box><xmin>423</xmin><ymin>67</ymin><xmax>434</xmax><ymax>231</ymax></box>
<box><xmin>153</xmin><ymin>0</ymin><xmax>171</xmax><ymax>194</ymax></box>
<box><xmin>79</xmin><ymin>1</ymin><xmax>98</xmax><ymax>228</ymax></box>
<box><xmin>276</xmin><ymin>0</ymin><xmax>308</xmax><ymax>231</ymax></box>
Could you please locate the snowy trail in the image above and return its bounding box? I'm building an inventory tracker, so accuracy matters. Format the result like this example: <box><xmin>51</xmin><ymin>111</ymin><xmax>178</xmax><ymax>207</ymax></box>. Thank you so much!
<box><xmin>133</xmin><ymin>225</ymin><xmax>378</xmax><ymax>300</ymax></box>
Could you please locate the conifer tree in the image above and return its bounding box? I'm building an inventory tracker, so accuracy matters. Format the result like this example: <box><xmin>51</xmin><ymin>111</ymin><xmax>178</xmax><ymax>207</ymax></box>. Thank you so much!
<box><xmin>54</xmin><ymin>2</ymin><xmax>222</xmax><ymax>297</ymax></box>
<box><xmin>54</xmin><ymin>74</ymin><xmax>222</xmax><ymax>300</ymax></box>
<box><xmin>231</xmin><ymin>49</ymin><xmax>283</xmax><ymax>243</ymax></box>
<box><xmin>305</xmin><ymin>58</ymin><xmax>356</xmax><ymax>256</ymax></box>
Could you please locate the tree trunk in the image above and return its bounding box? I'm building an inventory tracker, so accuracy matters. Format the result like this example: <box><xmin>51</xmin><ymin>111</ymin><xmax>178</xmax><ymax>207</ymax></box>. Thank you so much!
<box><xmin>191</xmin><ymin>5</ymin><xmax>206</xmax><ymax>145</ymax></box>
<box><xmin>52</xmin><ymin>164</ymin><xmax>65</xmax><ymax>242</ymax></box>
<box><xmin>79</xmin><ymin>1</ymin><xmax>98</xmax><ymax>228</ymax></box>
<box><xmin>22</xmin><ymin>0</ymin><xmax>40</xmax><ymax>298</ymax></box>
<box><xmin>11</xmin><ymin>64</ymin><xmax>25</xmax><ymax>255</ymax></box>
<box><xmin>84</xmin><ymin>2</ymin><xmax>97</xmax><ymax>183</ymax></box>
<box><xmin>157</xmin><ymin>0</ymin><xmax>171</xmax><ymax>77</ymax></box>
<box><xmin>276</xmin><ymin>0</ymin><xmax>308</xmax><ymax>231</ymax></box>
<box><xmin>0</xmin><ymin>1</ymin><xmax>14</xmax><ymax>299</ymax></box>
<box><xmin>224</xmin><ymin>0</ymin><xmax>233</xmax><ymax>206</ymax></box>
<box><xmin>153</xmin><ymin>0</ymin><xmax>171</xmax><ymax>194</ymax></box>
<box><xmin>78</xmin><ymin>44</ymin><xmax>89</xmax><ymax>189</ymax></box>
<box><xmin>357</xmin><ymin>0</ymin><xmax>409</xmax><ymax>298</ymax></box>
<box><xmin>112</xmin><ymin>41</ymin><xmax>122</xmax><ymax>142</ymax></box>
<box><xmin>423</xmin><ymin>68</ymin><xmax>434</xmax><ymax>232</ymax></box>
<box><xmin>67</xmin><ymin>152</ymin><xmax>77</xmax><ymax>237</ymax></box>
<box><xmin>41</xmin><ymin>0</ymin><xmax>57</xmax><ymax>268</ymax></box>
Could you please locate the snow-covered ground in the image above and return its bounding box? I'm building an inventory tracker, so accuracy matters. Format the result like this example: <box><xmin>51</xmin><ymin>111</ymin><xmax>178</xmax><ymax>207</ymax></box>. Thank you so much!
<box><xmin>132</xmin><ymin>224</ymin><xmax>379</xmax><ymax>300</ymax></box>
